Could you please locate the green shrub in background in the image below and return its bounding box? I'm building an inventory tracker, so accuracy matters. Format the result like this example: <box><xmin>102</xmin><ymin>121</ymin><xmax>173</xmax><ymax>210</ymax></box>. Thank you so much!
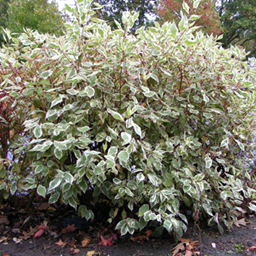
<box><xmin>0</xmin><ymin>0</ymin><xmax>256</xmax><ymax>239</ymax></box>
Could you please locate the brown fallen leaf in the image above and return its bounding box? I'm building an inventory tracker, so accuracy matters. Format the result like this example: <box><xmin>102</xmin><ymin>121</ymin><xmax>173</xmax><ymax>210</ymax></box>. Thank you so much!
<box><xmin>70</xmin><ymin>248</ymin><xmax>80</xmax><ymax>255</ymax></box>
<box><xmin>185</xmin><ymin>250</ymin><xmax>193</xmax><ymax>256</ymax></box>
<box><xmin>0</xmin><ymin>236</ymin><xmax>8</xmax><ymax>244</ymax></box>
<box><xmin>21</xmin><ymin>226</ymin><xmax>37</xmax><ymax>240</ymax></box>
<box><xmin>3</xmin><ymin>253</ymin><xmax>10</xmax><ymax>256</ymax></box>
<box><xmin>81</xmin><ymin>237</ymin><xmax>91</xmax><ymax>247</ymax></box>
<box><xmin>171</xmin><ymin>241</ymin><xmax>186</xmax><ymax>256</ymax></box>
<box><xmin>130</xmin><ymin>230</ymin><xmax>152</xmax><ymax>244</ymax></box>
<box><xmin>145</xmin><ymin>230</ymin><xmax>153</xmax><ymax>238</ymax></box>
<box><xmin>61</xmin><ymin>224</ymin><xmax>77</xmax><ymax>234</ymax></box>
<box><xmin>0</xmin><ymin>215</ymin><xmax>9</xmax><ymax>225</ymax></box>
<box><xmin>38</xmin><ymin>202</ymin><xmax>50</xmax><ymax>211</ymax></box>
<box><xmin>66</xmin><ymin>237</ymin><xmax>77</xmax><ymax>248</ymax></box>
<box><xmin>234</xmin><ymin>218</ymin><xmax>249</xmax><ymax>228</ymax></box>
<box><xmin>171</xmin><ymin>238</ymin><xmax>199</xmax><ymax>256</ymax></box>
<box><xmin>55</xmin><ymin>239</ymin><xmax>67</xmax><ymax>248</ymax></box>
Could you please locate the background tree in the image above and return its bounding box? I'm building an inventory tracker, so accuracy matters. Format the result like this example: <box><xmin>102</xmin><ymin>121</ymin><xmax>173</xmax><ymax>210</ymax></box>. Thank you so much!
<box><xmin>157</xmin><ymin>0</ymin><xmax>221</xmax><ymax>36</ymax></box>
<box><xmin>93</xmin><ymin>0</ymin><xmax>157</xmax><ymax>31</ymax></box>
<box><xmin>0</xmin><ymin>0</ymin><xmax>10</xmax><ymax>44</ymax></box>
<box><xmin>7</xmin><ymin>0</ymin><xmax>66</xmax><ymax>36</ymax></box>
<box><xmin>217</xmin><ymin>0</ymin><xmax>256</xmax><ymax>58</ymax></box>
<box><xmin>0</xmin><ymin>0</ymin><xmax>9</xmax><ymax>28</ymax></box>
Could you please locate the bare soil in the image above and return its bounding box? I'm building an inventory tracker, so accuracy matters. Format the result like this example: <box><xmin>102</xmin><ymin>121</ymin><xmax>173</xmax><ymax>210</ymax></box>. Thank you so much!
<box><xmin>0</xmin><ymin>199</ymin><xmax>256</xmax><ymax>256</ymax></box>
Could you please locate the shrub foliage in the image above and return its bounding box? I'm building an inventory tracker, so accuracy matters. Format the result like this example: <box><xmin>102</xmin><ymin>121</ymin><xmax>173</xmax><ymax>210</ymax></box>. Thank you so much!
<box><xmin>0</xmin><ymin>0</ymin><xmax>256</xmax><ymax>239</ymax></box>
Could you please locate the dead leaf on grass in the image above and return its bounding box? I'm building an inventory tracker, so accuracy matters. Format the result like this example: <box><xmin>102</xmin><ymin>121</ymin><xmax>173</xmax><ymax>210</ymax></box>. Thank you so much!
<box><xmin>234</xmin><ymin>218</ymin><xmax>249</xmax><ymax>228</ymax></box>
<box><xmin>55</xmin><ymin>239</ymin><xmax>67</xmax><ymax>248</ymax></box>
<box><xmin>81</xmin><ymin>237</ymin><xmax>91</xmax><ymax>247</ymax></box>
<box><xmin>61</xmin><ymin>224</ymin><xmax>77</xmax><ymax>234</ymax></box>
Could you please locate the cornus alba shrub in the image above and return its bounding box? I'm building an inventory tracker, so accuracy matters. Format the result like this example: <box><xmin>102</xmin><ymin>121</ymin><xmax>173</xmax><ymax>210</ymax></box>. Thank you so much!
<box><xmin>0</xmin><ymin>0</ymin><xmax>256</xmax><ymax>239</ymax></box>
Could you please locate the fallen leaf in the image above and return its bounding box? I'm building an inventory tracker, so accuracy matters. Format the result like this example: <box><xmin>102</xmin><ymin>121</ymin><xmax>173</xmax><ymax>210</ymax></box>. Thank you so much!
<box><xmin>36</xmin><ymin>222</ymin><xmax>48</xmax><ymax>231</ymax></box>
<box><xmin>0</xmin><ymin>216</ymin><xmax>9</xmax><ymax>225</ymax></box>
<box><xmin>99</xmin><ymin>235</ymin><xmax>113</xmax><ymax>246</ymax></box>
<box><xmin>248</xmin><ymin>246</ymin><xmax>256</xmax><ymax>252</ymax></box>
<box><xmin>171</xmin><ymin>242</ymin><xmax>186</xmax><ymax>256</ymax></box>
<box><xmin>33</xmin><ymin>229</ymin><xmax>45</xmax><ymax>238</ymax></box>
<box><xmin>212</xmin><ymin>243</ymin><xmax>216</xmax><ymax>248</ymax></box>
<box><xmin>111</xmin><ymin>232</ymin><xmax>118</xmax><ymax>241</ymax></box>
<box><xmin>145</xmin><ymin>230</ymin><xmax>153</xmax><ymax>238</ymax></box>
<box><xmin>70</xmin><ymin>248</ymin><xmax>80</xmax><ymax>255</ymax></box>
<box><xmin>185</xmin><ymin>250</ymin><xmax>193</xmax><ymax>256</ymax></box>
<box><xmin>186</xmin><ymin>244</ymin><xmax>194</xmax><ymax>251</ymax></box>
<box><xmin>11</xmin><ymin>228</ymin><xmax>21</xmax><ymax>234</ymax></box>
<box><xmin>55</xmin><ymin>239</ymin><xmax>67</xmax><ymax>248</ymax></box>
<box><xmin>21</xmin><ymin>216</ymin><xmax>31</xmax><ymax>227</ymax></box>
<box><xmin>48</xmin><ymin>206</ymin><xmax>56</xmax><ymax>211</ymax></box>
<box><xmin>38</xmin><ymin>202</ymin><xmax>50</xmax><ymax>211</ymax></box>
<box><xmin>86</xmin><ymin>251</ymin><xmax>98</xmax><ymax>256</ymax></box>
<box><xmin>81</xmin><ymin>238</ymin><xmax>91</xmax><ymax>247</ymax></box>
<box><xmin>0</xmin><ymin>236</ymin><xmax>8</xmax><ymax>244</ymax></box>
<box><xmin>21</xmin><ymin>226</ymin><xmax>36</xmax><ymax>240</ymax></box>
<box><xmin>49</xmin><ymin>231</ymin><xmax>59</xmax><ymax>238</ymax></box>
<box><xmin>61</xmin><ymin>224</ymin><xmax>77</xmax><ymax>234</ymax></box>
<box><xmin>171</xmin><ymin>238</ymin><xmax>199</xmax><ymax>256</ymax></box>
<box><xmin>33</xmin><ymin>222</ymin><xmax>49</xmax><ymax>238</ymax></box>
<box><xmin>66</xmin><ymin>237</ymin><xmax>76</xmax><ymax>247</ymax></box>
<box><xmin>234</xmin><ymin>218</ymin><xmax>249</xmax><ymax>227</ymax></box>
<box><xmin>13</xmin><ymin>237</ymin><xmax>22</xmax><ymax>244</ymax></box>
<box><xmin>3</xmin><ymin>253</ymin><xmax>10</xmax><ymax>256</ymax></box>
<box><xmin>130</xmin><ymin>230</ymin><xmax>152</xmax><ymax>244</ymax></box>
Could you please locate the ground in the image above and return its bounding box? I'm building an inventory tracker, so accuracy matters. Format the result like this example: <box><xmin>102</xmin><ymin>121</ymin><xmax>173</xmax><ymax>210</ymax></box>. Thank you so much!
<box><xmin>0</xmin><ymin>198</ymin><xmax>256</xmax><ymax>256</ymax></box>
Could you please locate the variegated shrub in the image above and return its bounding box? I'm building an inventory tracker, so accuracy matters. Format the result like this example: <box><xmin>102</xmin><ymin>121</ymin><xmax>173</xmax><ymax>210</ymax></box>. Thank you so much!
<box><xmin>0</xmin><ymin>0</ymin><xmax>256</xmax><ymax>239</ymax></box>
